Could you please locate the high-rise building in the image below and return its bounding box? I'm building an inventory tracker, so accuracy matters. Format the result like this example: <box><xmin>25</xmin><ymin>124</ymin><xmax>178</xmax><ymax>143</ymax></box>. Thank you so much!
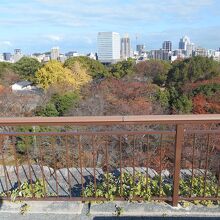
<box><xmin>121</xmin><ymin>34</ymin><xmax>131</xmax><ymax>60</ymax></box>
<box><xmin>51</xmin><ymin>47</ymin><xmax>60</xmax><ymax>60</ymax></box>
<box><xmin>0</xmin><ymin>54</ymin><xmax>4</xmax><ymax>61</ymax></box>
<box><xmin>3</xmin><ymin>52</ymin><xmax>12</xmax><ymax>61</ymax></box>
<box><xmin>186</xmin><ymin>43</ymin><xmax>195</xmax><ymax>57</ymax></box>
<box><xmin>162</xmin><ymin>41</ymin><xmax>172</xmax><ymax>51</ymax></box>
<box><xmin>173</xmin><ymin>49</ymin><xmax>185</xmax><ymax>58</ymax></box>
<box><xmin>14</xmin><ymin>49</ymin><xmax>23</xmax><ymax>62</ymax></box>
<box><xmin>207</xmin><ymin>49</ymin><xmax>215</xmax><ymax>58</ymax></box>
<box><xmin>162</xmin><ymin>50</ymin><xmax>172</xmax><ymax>61</ymax></box>
<box><xmin>136</xmin><ymin>45</ymin><xmax>145</xmax><ymax>55</ymax></box>
<box><xmin>149</xmin><ymin>49</ymin><xmax>162</xmax><ymax>60</ymax></box>
<box><xmin>179</xmin><ymin>36</ymin><xmax>195</xmax><ymax>57</ymax></box>
<box><xmin>97</xmin><ymin>32</ymin><xmax>120</xmax><ymax>64</ymax></box>
<box><xmin>149</xmin><ymin>49</ymin><xmax>171</xmax><ymax>61</ymax></box>
<box><xmin>213</xmin><ymin>51</ymin><xmax>220</xmax><ymax>62</ymax></box>
<box><xmin>179</xmin><ymin>36</ymin><xmax>190</xmax><ymax>50</ymax></box>
<box><xmin>58</xmin><ymin>54</ymin><xmax>67</xmax><ymax>63</ymax></box>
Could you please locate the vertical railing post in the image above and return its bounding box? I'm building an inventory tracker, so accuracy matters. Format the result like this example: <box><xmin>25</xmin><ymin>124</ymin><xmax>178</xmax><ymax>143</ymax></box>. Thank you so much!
<box><xmin>172</xmin><ymin>124</ymin><xmax>184</xmax><ymax>206</ymax></box>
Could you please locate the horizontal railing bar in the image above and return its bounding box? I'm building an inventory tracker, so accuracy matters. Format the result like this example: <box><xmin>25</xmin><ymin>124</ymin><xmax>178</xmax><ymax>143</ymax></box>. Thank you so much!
<box><xmin>0</xmin><ymin>196</ymin><xmax>218</xmax><ymax>202</ymax></box>
<box><xmin>0</xmin><ymin>115</ymin><xmax>220</xmax><ymax>126</ymax></box>
<box><xmin>185</xmin><ymin>130</ymin><xmax>220</xmax><ymax>134</ymax></box>
<box><xmin>0</xmin><ymin>196</ymin><xmax>171</xmax><ymax>202</ymax></box>
<box><xmin>0</xmin><ymin>130</ymin><xmax>176</xmax><ymax>137</ymax></box>
<box><xmin>179</xmin><ymin>197</ymin><xmax>220</xmax><ymax>201</ymax></box>
<box><xmin>3</xmin><ymin>196</ymin><xmax>219</xmax><ymax>202</ymax></box>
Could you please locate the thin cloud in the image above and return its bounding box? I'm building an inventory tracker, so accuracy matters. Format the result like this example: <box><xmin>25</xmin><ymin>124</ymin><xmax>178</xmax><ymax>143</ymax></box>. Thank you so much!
<box><xmin>0</xmin><ymin>41</ymin><xmax>12</xmax><ymax>47</ymax></box>
<box><xmin>0</xmin><ymin>0</ymin><xmax>219</xmax><ymax>53</ymax></box>
<box><xmin>0</xmin><ymin>0</ymin><xmax>217</xmax><ymax>27</ymax></box>
<box><xmin>45</xmin><ymin>35</ymin><xmax>63</xmax><ymax>42</ymax></box>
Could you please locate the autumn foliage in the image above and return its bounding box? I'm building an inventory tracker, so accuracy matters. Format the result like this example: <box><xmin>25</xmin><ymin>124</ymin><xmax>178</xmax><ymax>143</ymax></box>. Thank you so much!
<box><xmin>69</xmin><ymin>78</ymin><xmax>163</xmax><ymax>116</ymax></box>
<box><xmin>35</xmin><ymin>60</ymin><xmax>91</xmax><ymax>90</ymax></box>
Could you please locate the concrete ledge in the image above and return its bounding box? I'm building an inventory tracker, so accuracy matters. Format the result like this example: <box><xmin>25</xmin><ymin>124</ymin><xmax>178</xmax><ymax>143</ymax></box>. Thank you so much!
<box><xmin>90</xmin><ymin>202</ymin><xmax>220</xmax><ymax>217</ymax></box>
<box><xmin>0</xmin><ymin>201</ymin><xmax>83</xmax><ymax>215</ymax></box>
<box><xmin>0</xmin><ymin>201</ymin><xmax>219</xmax><ymax>219</ymax></box>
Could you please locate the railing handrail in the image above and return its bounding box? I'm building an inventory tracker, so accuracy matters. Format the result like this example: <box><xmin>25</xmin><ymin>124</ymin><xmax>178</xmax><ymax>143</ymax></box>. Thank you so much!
<box><xmin>0</xmin><ymin>114</ymin><xmax>220</xmax><ymax>126</ymax></box>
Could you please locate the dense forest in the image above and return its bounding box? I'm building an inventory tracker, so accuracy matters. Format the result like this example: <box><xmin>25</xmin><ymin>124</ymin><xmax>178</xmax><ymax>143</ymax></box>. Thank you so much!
<box><xmin>0</xmin><ymin>56</ymin><xmax>220</xmax><ymax>117</ymax></box>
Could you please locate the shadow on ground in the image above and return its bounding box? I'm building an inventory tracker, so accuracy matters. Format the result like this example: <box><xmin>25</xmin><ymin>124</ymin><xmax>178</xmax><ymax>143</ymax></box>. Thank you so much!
<box><xmin>0</xmin><ymin>198</ymin><xmax>2</xmax><ymax>209</ymax></box>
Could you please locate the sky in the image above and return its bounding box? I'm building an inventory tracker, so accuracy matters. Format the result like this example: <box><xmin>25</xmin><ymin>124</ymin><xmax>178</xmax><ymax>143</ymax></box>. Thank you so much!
<box><xmin>0</xmin><ymin>0</ymin><xmax>220</xmax><ymax>54</ymax></box>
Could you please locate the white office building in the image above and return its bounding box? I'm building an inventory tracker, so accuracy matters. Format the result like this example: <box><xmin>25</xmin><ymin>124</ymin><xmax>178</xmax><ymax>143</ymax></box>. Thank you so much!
<box><xmin>194</xmin><ymin>47</ymin><xmax>207</xmax><ymax>57</ymax></box>
<box><xmin>0</xmin><ymin>54</ymin><xmax>4</xmax><ymax>62</ymax></box>
<box><xmin>179</xmin><ymin>36</ymin><xmax>195</xmax><ymax>58</ymax></box>
<box><xmin>214</xmin><ymin>51</ymin><xmax>220</xmax><ymax>62</ymax></box>
<box><xmin>97</xmin><ymin>32</ymin><xmax>120</xmax><ymax>64</ymax></box>
<box><xmin>14</xmin><ymin>49</ymin><xmax>23</xmax><ymax>63</ymax></box>
<box><xmin>51</xmin><ymin>47</ymin><xmax>60</xmax><ymax>60</ymax></box>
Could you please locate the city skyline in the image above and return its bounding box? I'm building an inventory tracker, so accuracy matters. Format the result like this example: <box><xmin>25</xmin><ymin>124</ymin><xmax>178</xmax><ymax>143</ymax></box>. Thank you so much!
<box><xmin>0</xmin><ymin>0</ymin><xmax>220</xmax><ymax>53</ymax></box>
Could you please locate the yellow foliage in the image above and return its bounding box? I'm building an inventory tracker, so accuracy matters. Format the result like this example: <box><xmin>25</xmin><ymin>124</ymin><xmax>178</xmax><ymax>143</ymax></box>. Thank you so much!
<box><xmin>35</xmin><ymin>61</ymin><xmax>75</xmax><ymax>89</ymax></box>
<box><xmin>35</xmin><ymin>60</ymin><xmax>91</xmax><ymax>90</ymax></box>
<box><xmin>68</xmin><ymin>61</ymin><xmax>92</xmax><ymax>88</ymax></box>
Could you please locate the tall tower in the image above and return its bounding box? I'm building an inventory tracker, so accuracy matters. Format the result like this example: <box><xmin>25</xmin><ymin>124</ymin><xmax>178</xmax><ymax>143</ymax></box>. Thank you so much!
<box><xmin>179</xmin><ymin>36</ymin><xmax>190</xmax><ymax>50</ymax></box>
<box><xmin>97</xmin><ymin>32</ymin><xmax>120</xmax><ymax>64</ymax></box>
<box><xmin>162</xmin><ymin>41</ymin><xmax>172</xmax><ymax>51</ymax></box>
<box><xmin>136</xmin><ymin>45</ymin><xmax>145</xmax><ymax>55</ymax></box>
<box><xmin>179</xmin><ymin>36</ymin><xmax>195</xmax><ymax>57</ymax></box>
<box><xmin>121</xmin><ymin>34</ymin><xmax>131</xmax><ymax>60</ymax></box>
<box><xmin>14</xmin><ymin>49</ymin><xmax>23</xmax><ymax>62</ymax></box>
<box><xmin>51</xmin><ymin>47</ymin><xmax>60</xmax><ymax>60</ymax></box>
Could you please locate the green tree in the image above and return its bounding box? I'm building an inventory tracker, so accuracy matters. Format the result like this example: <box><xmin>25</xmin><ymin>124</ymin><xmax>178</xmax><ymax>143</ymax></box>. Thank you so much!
<box><xmin>51</xmin><ymin>92</ymin><xmax>79</xmax><ymax>116</ymax></box>
<box><xmin>0</xmin><ymin>62</ymin><xmax>13</xmax><ymax>78</ymax></box>
<box><xmin>168</xmin><ymin>87</ymin><xmax>193</xmax><ymax>113</ymax></box>
<box><xmin>156</xmin><ymin>89</ymin><xmax>170</xmax><ymax>108</ymax></box>
<box><xmin>135</xmin><ymin>60</ymin><xmax>171</xmax><ymax>85</ymax></box>
<box><xmin>64</xmin><ymin>56</ymin><xmax>109</xmax><ymax>78</ymax></box>
<box><xmin>14</xmin><ymin>57</ymin><xmax>42</xmax><ymax>81</ymax></box>
<box><xmin>192</xmin><ymin>83</ymin><xmax>220</xmax><ymax>97</ymax></box>
<box><xmin>110</xmin><ymin>59</ymin><xmax>135</xmax><ymax>78</ymax></box>
<box><xmin>167</xmin><ymin>57</ymin><xmax>220</xmax><ymax>87</ymax></box>
<box><xmin>36</xmin><ymin>92</ymin><xmax>79</xmax><ymax>117</ymax></box>
<box><xmin>174</xmin><ymin>95</ymin><xmax>193</xmax><ymax>113</ymax></box>
<box><xmin>35</xmin><ymin>103</ymin><xmax>59</xmax><ymax>117</ymax></box>
<box><xmin>0</xmin><ymin>62</ymin><xmax>21</xmax><ymax>85</ymax></box>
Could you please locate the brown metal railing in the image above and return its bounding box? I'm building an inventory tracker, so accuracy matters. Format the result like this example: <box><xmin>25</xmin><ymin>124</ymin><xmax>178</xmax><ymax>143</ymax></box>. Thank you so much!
<box><xmin>0</xmin><ymin>115</ymin><xmax>219</xmax><ymax>206</ymax></box>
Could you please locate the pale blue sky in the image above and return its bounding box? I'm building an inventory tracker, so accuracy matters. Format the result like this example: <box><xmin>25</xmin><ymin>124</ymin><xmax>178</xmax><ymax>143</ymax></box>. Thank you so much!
<box><xmin>0</xmin><ymin>0</ymin><xmax>219</xmax><ymax>53</ymax></box>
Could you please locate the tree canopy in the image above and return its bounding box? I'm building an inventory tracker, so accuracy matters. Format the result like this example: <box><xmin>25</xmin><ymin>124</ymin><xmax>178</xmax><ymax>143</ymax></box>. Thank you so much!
<box><xmin>136</xmin><ymin>60</ymin><xmax>171</xmax><ymax>85</ymax></box>
<box><xmin>109</xmin><ymin>59</ymin><xmax>135</xmax><ymax>78</ymax></box>
<box><xmin>35</xmin><ymin>60</ymin><xmax>91</xmax><ymax>90</ymax></box>
<box><xmin>64</xmin><ymin>56</ymin><xmax>109</xmax><ymax>78</ymax></box>
<box><xmin>36</xmin><ymin>91</ymin><xmax>79</xmax><ymax>116</ymax></box>
<box><xmin>167</xmin><ymin>56</ymin><xmax>220</xmax><ymax>88</ymax></box>
<box><xmin>14</xmin><ymin>57</ymin><xmax>42</xmax><ymax>81</ymax></box>
<box><xmin>0</xmin><ymin>62</ymin><xmax>20</xmax><ymax>86</ymax></box>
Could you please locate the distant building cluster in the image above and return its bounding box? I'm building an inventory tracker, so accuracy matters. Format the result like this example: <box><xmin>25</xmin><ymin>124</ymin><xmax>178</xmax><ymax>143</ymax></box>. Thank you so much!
<box><xmin>0</xmin><ymin>49</ymin><xmax>24</xmax><ymax>63</ymax></box>
<box><xmin>0</xmin><ymin>47</ymin><xmax>97</xmax><ymax>64</ymax></box>
<box><xmin>0</xmin><ymin>33</ymin><xmax>219</xmax><ymax>64</ymax></box>
<box><xmin>32</xmin><ymin>48</ymin><xmax>97</xmax><ymax>63</ymax></box>
<box><xmin>97</xmin><ymin>32</ymin><xmax>220</xmax><ymax>64</ymax></box>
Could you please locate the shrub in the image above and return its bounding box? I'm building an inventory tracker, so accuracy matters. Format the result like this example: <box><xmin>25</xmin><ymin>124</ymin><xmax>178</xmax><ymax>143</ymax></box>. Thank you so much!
<box><xmin>84</xmin><ymin>172</ymin><xmax>220</xmax><ymax>205</ymax></box>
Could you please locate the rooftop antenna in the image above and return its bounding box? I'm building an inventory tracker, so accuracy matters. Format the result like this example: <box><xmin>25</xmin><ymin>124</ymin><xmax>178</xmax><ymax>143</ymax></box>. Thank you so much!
<box><xmin>135</xmin><ymin>34</ymin><xmax>139</xmax><ymax>46</ymax></box>
<box><xmin>135</xmin><ymin>33</ymin><xmax>140</xmax><ymax>51</ymax></box>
